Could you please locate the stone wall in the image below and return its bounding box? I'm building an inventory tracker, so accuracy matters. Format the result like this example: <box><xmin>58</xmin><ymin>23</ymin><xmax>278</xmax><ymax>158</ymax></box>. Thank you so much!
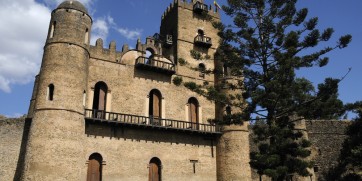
<box><xmin>306</xmin><ymin>120</ymin><xmax>350</xmax><ymax>181</ymax></box>
<box><xmin>0</xmin><ymin>118</ymin><xmax>25</xmax><ymax>180</ymax></box>
<box><xmin>249</xmin><ymin>120</ymin><xmax>351</xmax><ymax>181</ymax></box>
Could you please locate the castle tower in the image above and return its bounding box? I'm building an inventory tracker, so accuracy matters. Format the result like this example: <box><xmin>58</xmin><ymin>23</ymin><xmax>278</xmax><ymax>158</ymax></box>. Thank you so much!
<box><xmin>159</xmin><ymin>0</ymin><xmax>220</xmax><ymax>81</ymax></box>
<box><xmin>22</xmin><ymin>1</ymin><xmax>91</xmax><ymax>180</ymax></box>
<box><xmin>215</xmin><ymin>63</ymin><xmax>252</xmax><ymax>180</ymax></box>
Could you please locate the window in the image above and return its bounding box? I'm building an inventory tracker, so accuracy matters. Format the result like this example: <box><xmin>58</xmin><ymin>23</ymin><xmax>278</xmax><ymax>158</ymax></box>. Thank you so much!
<box><xmin>92</xmin><ymin>82</ymin><xmax>108</xmax><ymax>118</ymax></box>
<box><xmin>188</xmin><ymin>97</ymin><xmax>199</xmax><ymax>129</ymax></box>
<box><xmin>85</xmin><ymin>28</ymin><xmax>89</xmax><ymax>44</ymax></box>
<box><xmin>87</xmin><ymin>153</ymin><xmax>103</xmax><ymax>181</ymax></box>
<box><xmin>83</xmin><ymin>90</ymin><xmax>86</xmax><ymax>106</ymax></box>
<box><xmin>226</xmin><ymin>105</ymin><xmax>231</xmax><ymax>115</ymax></box>
<box><xmin>223</xmin><ymin>64</ymin><xmax>229</xmax><ymax>77</ymax></box>
<box><xmin>197</xmin><ymin>29</ymin><xmax>204</xmax><ymax>36</ymax></box>
<box><xmin>198</xmin><ymin>63</ymin><xmax>206</xmax><ymax>78</ymax></box>
<box><xmin>145</xmin><ymin>49</ymin><xmax>155</xmax><ymax>64</ymax></box>
<box><xmin>149</xmin><ymin>89</ymin><xmax>162</xmax><ymax>125</ymax></box>
<box><xmin>50</xmin><ymin>21</ymin><xmax>56</xmax><ymax>38</ymax></box>
<box><xmin>149</xmin><ymin>157</ymin><xmax>162</xmax><ymax>181</ymax></box>
<box><xmin>47</xmin><ymin>84</ymin><xmax>54</xmax><ymax>101</ymax></box>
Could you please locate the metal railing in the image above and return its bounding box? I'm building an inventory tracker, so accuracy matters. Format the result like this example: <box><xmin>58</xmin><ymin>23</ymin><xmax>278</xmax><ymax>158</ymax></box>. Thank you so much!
<box><xmin>194</xmin><ymin>35</ymin><xmax>212</xmax><ymax>47</ymax></box>
<box><xmin>136</xmin><ymin>56</ymin><xmax>175</xmax><ymax>72</ymax></box>
<box><xmin>84</xmin><ymin>109</ymin><xmax>220</xmax><ymax>134</ymax></box>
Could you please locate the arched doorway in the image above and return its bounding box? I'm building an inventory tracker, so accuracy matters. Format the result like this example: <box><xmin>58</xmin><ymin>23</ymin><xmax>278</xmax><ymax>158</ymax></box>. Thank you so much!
<box><xmin>188</xmin><ymin>97</ymin><xmax>199</xmax><ymax>129</ymax></box>
<box><xmin>92</xmin><ymin>82</ymin><xmax>108</xmax><ymax>118</ymax></box>
<box><xmin>149</xmin><ymin>157</ymin><xmax>162</xmax><ymax>181</ymax></box>
<box><xmin>149</xmin><ymin>89</ymin><xmax>162</xmax><ymax>125</ymax></box>
<box><xmin>87</xmin><ymin>153</ymin><xmax>103</xmax><ymax>181</ymax></box>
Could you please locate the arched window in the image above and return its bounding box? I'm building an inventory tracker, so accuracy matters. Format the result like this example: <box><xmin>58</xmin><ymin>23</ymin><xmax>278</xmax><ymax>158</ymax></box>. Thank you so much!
<box><xmin>223</xmin><ymin>64</ymin><xmax>229</xmax><ymax>77</ymax></box>
<box><xmin>83</xmin><ymin>90</ymin><xmax>86</xmax><ymax>106</ymax></box>
<box><xmin>50</xmin><ymin>21</ymin><xmax>56</xmax><ymax>38</ymax></box>
<box><xmin>85</xmin><ymin>28</ymin><xmax>89</xmax><ymax>44</ymax></box>
<box><xmin>226</xmin><ymin>105</ymin><xmax>231</xmax><ymax>115</ymax></box>
<box><xmin>92</xmin><ymin>82</ymin><xmax>108</xmax><ymax>118</ymax></box>
<box><xmin>145</xmin><ymin>48</ymin><xmax>155</xmax><ymax>64</ymax></box>
<box><xmin>149</xmin><ymin>157</ymin><xmax>162</xmax><ymax>181</ymax></box>
<box><xmin>47</xmin><ymin>84</ymin><xmax>54</xmax><ymax>101</ymax></box>
<box><xmin>188</xmin><ymin>97</ymin><xmax>199</xmax><ymax>129</ymax></box>
<box><xmin>87</xmin><ymin>153</ymin><xmax>103</xmax><ymax>181</ymax></box>
<box><xmin>149</xmin><ymin>89</ymin><xmax>162</xmax><ymax>124</ymax></box>
<box><xmin>198</xmin><ymin>63</ymin><xmax>206</xmax><ymax>78</ymax></box>
<box><xmin>197</xmin><ymin>29</ymin><xmax>204</xmax><ymax>36</ymax></box>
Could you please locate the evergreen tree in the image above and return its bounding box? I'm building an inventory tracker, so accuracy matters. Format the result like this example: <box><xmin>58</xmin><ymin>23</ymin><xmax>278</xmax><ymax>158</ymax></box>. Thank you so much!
<box><xmin>186</xmin><ymin>0</ymin><xmax>351</xmax><ymax>180</ymax></box>
<box><xmin>327</xmin><ymin>102</ymin><xmax>362</xmax><ymax>181</ymax></box>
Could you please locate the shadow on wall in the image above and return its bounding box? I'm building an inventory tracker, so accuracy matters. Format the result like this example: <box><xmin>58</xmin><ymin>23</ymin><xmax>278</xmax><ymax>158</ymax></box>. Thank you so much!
<box><xmin>133</xmin><ymin>68</ymin><xmax>173</xmax><ymax>83</ymax></box>
<box><xmin>84</xmin><ymin>121</ymin><xmax>216</xmax><ymax>147</ymax></box>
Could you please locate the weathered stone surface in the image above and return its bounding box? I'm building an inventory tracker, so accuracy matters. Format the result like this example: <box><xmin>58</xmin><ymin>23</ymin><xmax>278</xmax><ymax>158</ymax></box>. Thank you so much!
<box><xmin>0</xmin><ymin>118</ymin><xmax>25</xmax><ymax>180</ymax></box>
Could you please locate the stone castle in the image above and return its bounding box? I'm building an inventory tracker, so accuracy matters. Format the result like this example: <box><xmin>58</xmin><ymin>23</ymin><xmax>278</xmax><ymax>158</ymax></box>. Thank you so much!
<box><xmin>0</xmin><ymin>0</ymin><xmax>351</xmax><ymax>181</ymax></box>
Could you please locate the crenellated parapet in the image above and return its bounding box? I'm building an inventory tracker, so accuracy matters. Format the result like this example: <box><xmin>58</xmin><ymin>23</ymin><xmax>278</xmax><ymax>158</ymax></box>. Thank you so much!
<box><xmin>161</xmin><ymin>0</ymin><xmax>220</xmax><ymax>22</ymax></box>
<box><xmin>89</xmin><ymin>38</ymin><xmax>121</xmax><ymax>63</ymax></box>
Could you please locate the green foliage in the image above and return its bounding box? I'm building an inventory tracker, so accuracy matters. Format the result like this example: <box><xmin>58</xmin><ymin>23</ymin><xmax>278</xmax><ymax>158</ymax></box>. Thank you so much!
<box><xmin>190</xmin><ymin>50</ymin><xmax>202</xmax><ymax>60</ymax></box>
<box><xmin>172</xmin><ymin>76</ymin><xmax>183</xmax><ymax>86</ymax></box>
<box><xmin>178</xmin><ymin>58</ymin><xmax>187</xmax><ymax>66</ymax></box>
<box><xmin>217</xmin><ymin>0</ymin><xmax>352</xmax><ymax>180</ymax></box>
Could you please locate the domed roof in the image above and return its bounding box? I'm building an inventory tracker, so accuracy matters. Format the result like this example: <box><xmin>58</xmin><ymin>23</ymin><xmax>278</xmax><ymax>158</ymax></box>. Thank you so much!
<box><xmin>57</xmin><ymin>1</ymin><xmax>88</xmax><ymax>14</ymax></box>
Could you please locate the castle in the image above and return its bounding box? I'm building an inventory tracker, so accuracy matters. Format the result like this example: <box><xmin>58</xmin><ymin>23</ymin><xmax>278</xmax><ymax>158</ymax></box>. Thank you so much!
<box><xmin>0</xmin><ymin>1</ymin><xmax>351</xmax><ymax>181</ymax></box>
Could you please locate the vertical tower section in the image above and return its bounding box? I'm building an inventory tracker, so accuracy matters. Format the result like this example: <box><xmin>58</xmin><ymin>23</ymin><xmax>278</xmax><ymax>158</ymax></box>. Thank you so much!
<box><xmin>160</xmin><ymin>0</ymin><xmax>220</xmax><ymax>80</ymax></box>
<box><xmin>23</xmin><ymin>1</ymin><xmax>91</xmax><ymax>180</ymax></box>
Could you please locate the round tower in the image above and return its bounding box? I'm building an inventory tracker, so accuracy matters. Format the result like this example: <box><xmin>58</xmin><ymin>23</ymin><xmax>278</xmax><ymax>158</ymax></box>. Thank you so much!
<box><xmin>22</xmin><ymin>1</ymin><xmax>91</xmax><ymax>180</ymax></box>
<box><xmin>215</xmin><ymin>63</ymin><xmax>252</xmax><ymax>180</ymax></box>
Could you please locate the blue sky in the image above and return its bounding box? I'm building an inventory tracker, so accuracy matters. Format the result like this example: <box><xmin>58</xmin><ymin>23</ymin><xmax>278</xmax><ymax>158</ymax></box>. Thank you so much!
<box><xmin>0</xmin><ymin>0</ymin><xmax>361</xmax><ymax>118</ymax></box>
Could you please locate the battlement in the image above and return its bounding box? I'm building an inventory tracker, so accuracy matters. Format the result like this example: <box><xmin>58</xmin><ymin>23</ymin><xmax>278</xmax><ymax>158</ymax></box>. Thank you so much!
<box><xmin>161</xmin><ymin>0</ymin><xmax>220</xmax><ymax>22</ymax></box>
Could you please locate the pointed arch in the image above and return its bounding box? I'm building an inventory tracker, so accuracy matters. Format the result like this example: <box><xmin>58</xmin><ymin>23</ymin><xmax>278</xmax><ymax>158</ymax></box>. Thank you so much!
<box><xmin>149</xmin><ymin>157</ymin><xmax>162</xmax><ymax>181</ymax></box>
<box><xmin>87</xmin><ymin>153</ymin><xmax>103</xmax><ymax>181</ymax></box>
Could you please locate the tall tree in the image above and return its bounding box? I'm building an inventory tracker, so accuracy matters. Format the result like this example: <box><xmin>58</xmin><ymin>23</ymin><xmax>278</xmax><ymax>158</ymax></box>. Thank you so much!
<box><xmin>186</xmin><ymin>0</ymin><xmax>351</xmax><ymax>180</ymax></box>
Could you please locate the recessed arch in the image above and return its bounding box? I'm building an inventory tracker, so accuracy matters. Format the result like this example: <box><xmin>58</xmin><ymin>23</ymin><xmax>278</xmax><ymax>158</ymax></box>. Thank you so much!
<box><xmin>188</xmin><ymin>97</ymin><xmax>199</xmax><ymax>129</ymax></box>
<box><xmin>149</xmin><ymin>157</ymin><xmax>162</xmax><ymax>181</ymax></box>
<box><xmin>87</xmin><ymin>153</ymin><xmax>103</xmax><ymax>181</ymax></box>
<box><xmin>47</xmin><ymin>84</ymin><xmax>54</xmax><ymax>101</ymax></box>
<box><xmin>149</xmin><ymin>89</ymin><xmax>162</xmax><ymax>124</ymax></box>
<box><xmin>92</xmin><ymin>82</ymin><xmax>108</xmax><ymax>118</ymax></box>
<box><xmin>49</xmin><ymin>21</ymin><xmax>56</xmax><ymax>38</ymax></box>
<box><xmin>197</xmin><ymin>29</ymin><xmax>204</xmax><ymax>36</ymax></box>
<box><xmin>198</xmin><ymin>63</ymin><xmax>206</xmax><ymax>78</ymax></box>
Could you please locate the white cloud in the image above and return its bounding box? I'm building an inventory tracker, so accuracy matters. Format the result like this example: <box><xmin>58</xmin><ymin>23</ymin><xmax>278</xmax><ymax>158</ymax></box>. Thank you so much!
<box><xmin>116</xmin><ymin>28</ymin><xmax>142</xmax><ymax>40</ymax></box>
<box><xmin>43</xmin><ymin>0</ymin><xmax>94</xmax><ymax>10</ymax></box>
<box><xmin>0</xmin><ymin>0</ymin><xmax>50</xmax><ymax>93</ymax></box>
<box><xmin>91</xmin><ymin>17</ymin><xmax>110</xmax><ymax>45</ymax></box>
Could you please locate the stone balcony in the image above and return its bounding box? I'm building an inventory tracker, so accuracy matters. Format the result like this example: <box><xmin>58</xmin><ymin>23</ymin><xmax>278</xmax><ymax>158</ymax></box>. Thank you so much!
<box><xmin>135</xmin><ymin>56</ymin><xmax>176</xmax><ymax>75</ymax></box>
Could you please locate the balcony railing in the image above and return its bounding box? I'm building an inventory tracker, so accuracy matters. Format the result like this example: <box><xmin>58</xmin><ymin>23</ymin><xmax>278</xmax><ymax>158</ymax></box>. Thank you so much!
<box><xmin>84</xmin><ymin>109</ymin><xmax>221</xmax><ymax>135</ymax></box>
<box><xmin>193</xmin><ymin>2</ymin><xmax>209</xmax><ymax>13</ymax></box>
<box><xmin>194</xmin><ymin>35</ymin><xmax>212</xmax><ymax>48</ymax></box>
<box><xmin>135</xmin><ymin>56</ymin><xmax>176</xmax><ymax>75</ymax></box>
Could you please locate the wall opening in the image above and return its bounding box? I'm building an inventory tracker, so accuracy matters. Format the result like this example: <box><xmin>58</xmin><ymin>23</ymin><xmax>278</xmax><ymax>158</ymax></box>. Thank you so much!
<box><xmin>198</xmin><ymin>63</ymin><xmax>206</xmax><ymax>78</ymax></box>
<box><xmin>188</xmin><ymin>97</ymin><xmax>199</xmax><ymax>129</ymax></box>
<box><xmin>149</xmin><ymin>89</ymin><xmax>162</xmax><ymax>124</ymax></box>
<box><xmin>92</xmin><ymin>82</ymin><xmax>108</xmax><ymax>118</ymax></box>
<box><xmin>47</xmin><ymin>84</ymin><xmax>54</xmax><ymax>101</ymax></box>
<box><xmin>149</xmin><ymin>157</ymin><xmax>162</xmax><ymax>181</ymax></box>
<box><xmin>145</xmin><ymin>48</ymin><xmax>155</xmax><ymax>64</ymax></box>
<box><xmin>87</xmin><ymin>153</ymin><xmax>103</xmax><ymax>181</ymax></box>
<box><xmin>83</xmin><ymin>90</ymin><xmax>86</xmax><ymax>106</ymax></box>
<box><xmin>85</xmin><ymin>28</ymin><xmax>89</xmax><ymax>44</ymax></box>
<box><xmin>50</xmin><ymin>21</ymin><xmax>56</xmax><ymax>38</ymax></box>
<box><xmin>197</xmin><ymin>29</ymin><xmax>204</xmax><ymax>36</ymax></box>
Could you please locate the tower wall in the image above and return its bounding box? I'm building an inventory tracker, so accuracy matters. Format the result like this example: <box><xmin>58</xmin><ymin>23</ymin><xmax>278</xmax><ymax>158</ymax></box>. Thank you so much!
<box><xmin>217</xmin><ymin>124</ymin><xmax>252</xmax><ymax>181</ymax></box>
<box><xmin>22</xmin><ymin>4</ymin><xmax>91</xmax><ymax>180</ymax></box>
